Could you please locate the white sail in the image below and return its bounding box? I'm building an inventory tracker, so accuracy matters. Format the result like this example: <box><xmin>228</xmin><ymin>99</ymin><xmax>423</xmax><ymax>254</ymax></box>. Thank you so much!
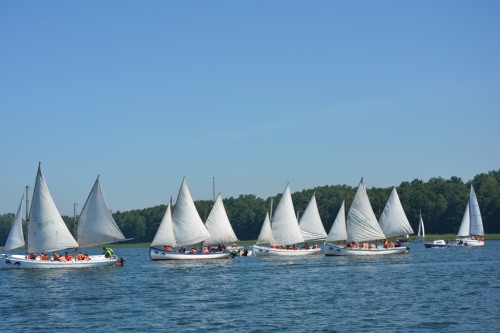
<box><xmin>203</xmin><ymin>193</ymin><xmax>238</xmax><ymax>246</ymax></box>
<box><xmin>256</xmin><ymin>212</ymin><xmax>274</xmax><ymax>245</ymax></box>
<box><xmin>28</xmin><ymin>164</ymin><xmax>79</xmax><ymax>253</ymax></box>
<box><xmin>77</xmin><ymin>177</ymin><xmax>126</xmax><ymax>248</ymax></box>
<box><xmin>457</xmin><ymin>200</ymin><xmax>471</xmax><ymax>237</ymax></box>
<box><xmin>172</xmin><ymin>178</ymin><xmax>211</xmax><ymax>247</ymax></box>
<box><xmin>326</xmin><ymin>200</ymin><xmax>347</xmax><ymax>242</ymax></box>
<box><xmin>417</xmin><ymin>212</ymin><xmax>425</xmax><ymax>238</ymax></box>
<box><xmin>271</xmin><ymin>183</ymin><xmax>304</xmax><ymax>245</ymax></box>
<box><xmin>378</xmin><ymin>187</ymin><xmax>414</xmax><ymax>238</ymax></box>
<box><xmin>346</xmin><ymin>179</ymin><xmax>386</xmax><ymax>242</ymax></box>
<box><xmin>299</xmin><ymin>193</ymin><xmax>327</xmax><ymax>241</ymax></box>
<box><xmin>469</xmin><ymin>186</ymin><xmax>484</xmax><ymax>236</ymax></box>
<box><xmin>151</xmin><ymin>203</ymin><xmax>177</xmax><ymax>247</ymax></box>
<box><xmin>4</xmin><ymin>194</ymin><xmax>25</xmax><ymax>251</ymax></box>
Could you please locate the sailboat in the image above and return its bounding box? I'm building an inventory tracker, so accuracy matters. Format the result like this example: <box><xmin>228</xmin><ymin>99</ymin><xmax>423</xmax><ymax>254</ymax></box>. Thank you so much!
<box><xmin>298</xmin><ymin>193</ymin><xmax>327</xmax><ymax>242</ymax></box>
<box><xmin>324</xmin><ymin>179</ymin><xmax>409</xmax><ymax>256</ymax></box>
<box><xmin>448</xmin><ymin>185</ymin><xmax>485</xmax><ymax>247</ymax></box>
<box><xmin>413</xmin><ymin>211</ymin><xmax>425</xmax><ymax>243</ymax></box>
<box><xmin>1</xmin><ymin>163</ymin><xmax>127</xmax><ymax>269</ymax></box>
<box><xmin>253</xmin><ymin>183</ymin><xmax>322</xmax><ymax>256</ymax></box>
<box><xmin>149</xmin><ymin>178</ymin><xmax>236</xmax><ymax>260</ymax></box>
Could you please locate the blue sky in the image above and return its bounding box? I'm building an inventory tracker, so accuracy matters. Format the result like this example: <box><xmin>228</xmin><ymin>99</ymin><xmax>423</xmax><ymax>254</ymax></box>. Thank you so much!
<box><xmin>1</xmin><ymin>1</ymin><xmax>499</xmax><ymax>215</ymax></box>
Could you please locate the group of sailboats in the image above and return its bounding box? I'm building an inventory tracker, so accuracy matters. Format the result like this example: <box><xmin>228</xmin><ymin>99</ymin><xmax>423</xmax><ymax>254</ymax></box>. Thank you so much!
<box><xmin>324</xmin><ymin>179</ymin><xmax>412</xmax><ymax>256</ymax></box>
<box><xmin>2</xmin><ymin>168</ymin><xmax>487</xmax><ymax>266</ymax></box>
<box><xmin>1</xmin><ymin>163</ymin><xmax>128</xmax><ymax>269</ymax></box>
<box><xmin>149</xmin><ymin>177</ymin><xmax>239</xmax><ymax>260</ymax></box>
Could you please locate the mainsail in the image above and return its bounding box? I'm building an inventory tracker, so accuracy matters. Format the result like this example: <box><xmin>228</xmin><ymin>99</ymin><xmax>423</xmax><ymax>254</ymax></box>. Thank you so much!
<box><xmin>77</xmin><ymin>177</ymin><xmax>126</xmax><ymax>248</ymax></box>
<box><xmin>468</xmin><ymin>186</ymin><xmax>484</xmax><ymax>236</ymax></box>
<box><xmin>28</xmin><ymin>164</ymin><xmax>79</xmax><ymax>253</ymax></box>
<box><xmin>203</xmin><ymin>193</ymin><xmax>238</xmax><ymax>246</ymax></box>
<box><xmin>151</xmin><ymin>203</ymin><xmax>177</xmax><ymax>247</ymax></box>
<box><xmin>378</xmin><ymin>187</ymin><xmax>414</xmax><ymax>238</ymax></box>
<box><xmin>271</xmin><ymin>183</ymin><xmax>304</xmax><ymax>245</ymax></box>
<box><xmin>4</xmin><ymin>194</ymin><xmax>25</xmax><ymax>251</ymax></box>
<box><xmin>346</xmin><ymin>179</ymin><xmax>386</xmax><ymax>242</ymax></box>
<box><xmin>326</xmin><ymin>200</ymin><xmax>347</xmax><ymax>242</ymax></box>
<box><xmin>299</xmin><ymin>193</ymin><xmax>327</xmax><ymax>241</ymax></box>
<box><xmin>172</xmin><ymin>178</ymin><xmax>211</xmax><ymax>247</ymax></box>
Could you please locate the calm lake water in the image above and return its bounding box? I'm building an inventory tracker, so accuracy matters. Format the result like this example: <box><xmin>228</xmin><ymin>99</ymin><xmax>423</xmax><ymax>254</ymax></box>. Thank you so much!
<box><xmin>1</xmin><ymin>241</ymin><xmax>499</xmax><ymax>333</ymax></box>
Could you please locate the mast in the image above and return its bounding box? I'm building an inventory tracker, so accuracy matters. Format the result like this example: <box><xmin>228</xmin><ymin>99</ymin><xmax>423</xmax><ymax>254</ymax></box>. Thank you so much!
<box><xmin>212</xmin><ymin>177</ymin><xmax>216</xmax><ymax>201</ymax></box>
<box><xmin>25</xmin><ymin>186</ymin><xmax>30</xmax><ymax>222</ymax></box>
<box><xmin>24</xmin><ymin>185</ymin><xmax>29</xmax><ymax>253</ymax></box>
<box><xmin>73</xmin><ymin>202</ymin><xmax>78</xmax><ymax>236</ymax></box>
<box><xmin>270</xmin><ymin>198</ymin><xmax>274</xmax><ymax>220</ymax></box>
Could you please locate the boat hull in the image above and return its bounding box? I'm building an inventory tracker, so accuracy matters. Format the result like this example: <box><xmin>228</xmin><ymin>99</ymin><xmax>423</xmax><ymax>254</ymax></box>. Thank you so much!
<box><xmin>149</xmin><ymin>247</ymin><xmax>232</xmax><ymax>260</ymax></box>
<box><xmin>252</xmin><ymin>245</ymin><xmax>321</xmax><ymax>256</ymax></box>
<box><xmin>424</xmin><ymin>240</ymin><xmax>448</xmax><ymax>248</ymax></box>
<box><xmin>324</xmin><ymin>243</ymin><xmax>409</xmax><ymax>256</ymax></box>
<box><xmin>448</xmin><ymin>238</ymin><xmax>485</xmax><ymax>247</ymax></box>
<box><xmin>0</xmin><ymin>254</ymin><xmax>119</xmax><ymax>269</ymax></box>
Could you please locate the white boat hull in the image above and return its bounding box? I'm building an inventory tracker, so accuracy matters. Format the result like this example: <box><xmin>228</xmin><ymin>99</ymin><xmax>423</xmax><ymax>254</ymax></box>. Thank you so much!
<box><xmin>252</xmin><ymin>245</ymin><xmax>322</xmax><ymax>256</ymax></box>
<box><xmin>448</xmin><ymin>238</ymin><xmax>485</xmax><ymax>247</ymax></box>
<box><xmin>0</xmin><ymin>254</ymin><xmax>119</xmax><ymax>269</ymax></box>
<box><xmin>149</xmin><ymin>247</ymin><xmax>232</xmax><ymax>260</ymax></box>
<box><xmin>324</xmin><ymin>243</ymin><xmax>409</xmax><ymax>256</ymax></box>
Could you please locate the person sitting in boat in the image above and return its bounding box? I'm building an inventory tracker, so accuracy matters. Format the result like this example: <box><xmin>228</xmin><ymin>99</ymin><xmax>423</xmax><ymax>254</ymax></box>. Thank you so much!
<box><xmin>312</xmin><ymin>244</ymin><xmax>318</xmax><ymax>249</ymax></box>
<box><xmin>179</xmin><ymin>246</ymin><xmax>186</xmax><ymax>253</ymax></box>
<box><xmin>293</xmin><ymin>244</ymin><xmax>298</xmax><ymax>250</ymax></box>
<box><xmin>53</xmin><ymin>252</ymin><xmax>66</xmax><ymax>262</ymax></box>
<box><xmin>395</xmin><ymin>240</ymin><xmax>402</xmax><ymax>247</ymax></box>
<box><xmin>217</xmin><ymin>244</ymin><xmax>223</xmax><ymax>251</ymax></box>
<box><xmin>190</xmin><ymin>247</ymin><xmax>198</xmax><ymax>254</ymax></box>
<box><xmin>202</xmin><ymin>247</ymin><xmax>209</xmax><ymax>253</ymax></box>
<box><xmin>65</xmin><ymin>252</ymin><xmax>73</xmax><ymax>261</ymax></box>
<box><xmin>303</xmin><ymin>243</ymin><xmax>310</xmax><ymax>249</ymax></box>
<box><xmin>103</xmin><ymin>247</ymin><xmax>114</xmax><ymax>258</ymax></box>
<box><xmin>76</xmin><ymin>252</ymin><xmax>85</xmax><ymax>261</ymax></box>
<box><xmin>388</xmin><ymin>241</ymin><xmax>395</xmax><ymax>248</ymax></box>
<box><xmin>383</xmin><ymin>239</ymin><xmax>389</xmax><ymax>248</ymax></box>
<box><xmin>83</xmin><ymin>253</ymin><xmax>90</xmax><ymax>261</ymax></box>
<box><xmin>39</xmin><ymin>252</ymin><xmax>49</xmax><ymax>261</ymax></box>
<box><xmin>369</xmin><ymin>244</ymin><xmax>376</xmax><ymax>249</ymax></box>
<box><xmin>27</xmin><ymin>253</ymin><xmax>36</xmax><ymax>260</ymax></box>
<box><xmin>162</xmin><ymin>245</ymin><xmax>173</xmax><ymax>251</ymax></box>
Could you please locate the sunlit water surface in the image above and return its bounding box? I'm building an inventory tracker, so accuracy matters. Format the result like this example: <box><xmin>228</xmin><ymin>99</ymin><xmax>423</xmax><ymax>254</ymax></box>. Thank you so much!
<box><xmin>1</xmin><ymin>241</ymin><xmax>499</xmax><ymax>332</ymax></box>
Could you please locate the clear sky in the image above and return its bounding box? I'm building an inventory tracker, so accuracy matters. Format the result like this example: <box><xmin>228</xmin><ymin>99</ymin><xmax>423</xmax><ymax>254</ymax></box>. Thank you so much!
<box><xmin>1</xmin><ymin>1</ymin><xmax>499</xmax><ymax>215</ymax></box>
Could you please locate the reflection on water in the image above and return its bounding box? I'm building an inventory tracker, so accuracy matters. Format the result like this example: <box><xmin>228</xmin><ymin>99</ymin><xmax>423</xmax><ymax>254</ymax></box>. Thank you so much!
<box><xmin>1</xmin><ymin>242</ymin><xmax>499</xmax><ymax>333</ymax></box>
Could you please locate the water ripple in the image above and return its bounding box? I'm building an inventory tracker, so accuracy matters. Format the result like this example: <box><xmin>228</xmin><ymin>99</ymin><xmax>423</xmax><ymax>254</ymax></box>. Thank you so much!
<box><xmin>1</xmin><ymin>242</ymin><xmax>500</xmax><ymax>332</ymax></box>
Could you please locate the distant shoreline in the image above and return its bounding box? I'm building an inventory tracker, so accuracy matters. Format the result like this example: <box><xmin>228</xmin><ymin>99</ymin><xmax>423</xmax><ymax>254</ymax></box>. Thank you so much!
<box><xmin>107</xmin><ymin>234</ymin><xmax>500</xmax><ymax>248</ymax></box>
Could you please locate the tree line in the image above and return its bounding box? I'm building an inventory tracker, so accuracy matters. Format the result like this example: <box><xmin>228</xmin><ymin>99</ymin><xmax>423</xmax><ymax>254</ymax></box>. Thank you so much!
<box><xmin>1</xmin><ymin>170</ymin><xmax>499</xmax><ymax>245</ymax></box>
